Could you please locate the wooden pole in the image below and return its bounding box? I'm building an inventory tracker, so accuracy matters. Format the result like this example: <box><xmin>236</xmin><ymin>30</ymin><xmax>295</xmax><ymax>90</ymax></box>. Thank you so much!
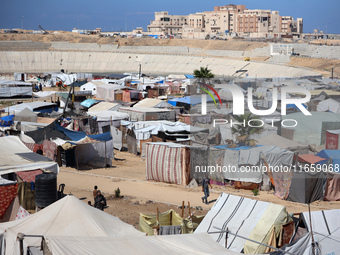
<box><xmin>170</xmin><ymin>210</ymin><xmax>172</xmax><ymax>226</ymax></box>
<box><xmin>225</xmin><ymin>227</ymin><xmax>229</xmax><ymax>248</ymax></box>
<box><xmin>308</xmin><ymin>204</ymin><xmax>316</xmax><ymax>255</ymax></box>
<box><xmin>188</xmin><ymin>201</ymin><xmax>191</xmax><ymax>217</ymax></box>
<box><xmin>181</xmin><ymin>201</ymin><xmax>184</xmax><ymax>218</ymax></box>
<box><xmin>104</xmin><ymin>141</ymin><xmax>107</xmax><ymax>168</ymax></box>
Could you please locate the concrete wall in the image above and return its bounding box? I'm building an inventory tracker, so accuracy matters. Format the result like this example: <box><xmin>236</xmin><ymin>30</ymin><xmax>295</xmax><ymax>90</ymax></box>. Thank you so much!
<box><xmin>0</xmin><ymin>51</ymin><xmax>321</xmax><ymax>78</ymax></box>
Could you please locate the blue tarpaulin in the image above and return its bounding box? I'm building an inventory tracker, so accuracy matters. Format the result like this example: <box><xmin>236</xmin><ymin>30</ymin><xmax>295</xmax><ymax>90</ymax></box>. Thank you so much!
<box><xmin>316</xmin><ymin>150</ymin><xmax>340</xmax><ymax>172</ymax></box>
<box><xmin>88</xmin><ymin>132</ymin><xmax>112</xmax><ymax>142</ymax></box>
<box><xmin>0</xmin><ymin>115</ymin><xmax>14</xmax><ymax>127</ymax></box>
<box><xmin>213</xmin><ymin>145</ymin><xmax>261</xmax><ymax>150</ymax></box>
<box><xmin>286</xmin><ymin>103</ymin><xmax>307</xmax><ymax>110</ymax></box>
<box><xmin>185</xmin><ymin>74</ymin><xmax>195</xmax><ymax>79</ymax></box>
<box><xmin>81</xmin><ymin>99</ymin><xmax>98</xmax><ymax>108</ymax></box>
<box><xmin>168</xmin><ymin>95</ymin><xmax>215</xmax><ymax>107</ymax></box>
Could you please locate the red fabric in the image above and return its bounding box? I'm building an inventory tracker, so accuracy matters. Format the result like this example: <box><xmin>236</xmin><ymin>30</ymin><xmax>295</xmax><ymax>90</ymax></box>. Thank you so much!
<box><xmin>43</xmin><ymin>140</ymin><xmax>57</xmax><ymax>161</ymax></box>
<box><xmin>16</xmin><ymin>170</ymin><xmax>42</xmax><ymax>182</ymax></box>
<box><xmin>326</xmin><ymin>131</ymin><xmax>339</xmax><ymax>149</ymax></box>
<box><xmin>0</xmin><ymin>184</ymin><xmax>18</xmax><ymax>218</ymax></box>
<box><xmin>22</xmin><ymin>141</ymin><xmax>35</xmax><ymax>151</ymax></box>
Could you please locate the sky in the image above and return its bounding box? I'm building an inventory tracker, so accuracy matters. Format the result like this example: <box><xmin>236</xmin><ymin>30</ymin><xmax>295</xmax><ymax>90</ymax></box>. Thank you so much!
<box><xmin>1</xmin><ymin>0</ymin><xmax>339</xmax><ymax>34</ymax></box>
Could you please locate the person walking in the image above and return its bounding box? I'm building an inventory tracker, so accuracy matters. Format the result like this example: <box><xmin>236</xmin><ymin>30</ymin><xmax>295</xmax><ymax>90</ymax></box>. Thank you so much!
<box><xmin>94</xmin><ymin>190</ymin><xmax>107</xmax><ymax>211</ymax></box>
<box><xmin>93</xmin><ymin>185</ymin><xmax>98</xmax><ymax>203</ymax></box>
<box><xmin>201</xmin><ymin>174</ymin><xmax>212</xmax><ymax>205</ymax></box>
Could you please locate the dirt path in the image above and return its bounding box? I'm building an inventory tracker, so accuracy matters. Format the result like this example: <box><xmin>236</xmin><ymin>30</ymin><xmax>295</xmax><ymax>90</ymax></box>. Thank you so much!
<box><xmin>56</xmin><ymin>150</ymin><xmax>340</xmax><ymax>229</ymax></box>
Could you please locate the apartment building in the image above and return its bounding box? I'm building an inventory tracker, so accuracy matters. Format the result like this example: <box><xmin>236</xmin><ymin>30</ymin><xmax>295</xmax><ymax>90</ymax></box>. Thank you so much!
<box><xmin>147</xmin><ymin>4</ymin><xmax>303</xmax><ymax>38</ymax></box>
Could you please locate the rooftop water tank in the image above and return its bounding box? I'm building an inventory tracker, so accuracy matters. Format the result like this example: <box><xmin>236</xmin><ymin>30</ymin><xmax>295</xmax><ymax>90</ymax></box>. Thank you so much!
<box><xmin>35</xmin><ymin>173</ymin><xmax>57</xmax><ymax>208</ymax></box>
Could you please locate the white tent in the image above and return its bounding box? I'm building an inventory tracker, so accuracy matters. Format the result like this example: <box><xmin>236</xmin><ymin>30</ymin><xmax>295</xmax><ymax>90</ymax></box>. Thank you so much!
<box><xmin>44</xmin><ymin>233</ymin><xmax>240</xmax><ymax>255</ymax></box>
<box><xmin>133</xmin><ymin>98</ymin><xmax>173</xmax><ymax>108</ymax></box>
<box><xmin>0</xmin><ymin>195</ymin><xmax>144</xmax><ymax>255</ymax></box>
<box><xmin>285</xmin><ymin>209</ymin><xmax>340</xmax><ymax>255</ymax></box>
<box><xmin>0</xmin><ymin>136</ymin><xmax>59</xmax><ymax>175</ymax></box>
<box><xmin>317</xmin><ymin>98</ymin><xmax>340</xmax><ymax>113</ymax></box>
<box><xmin>88</xmin><ymin>102</ymin><xmax>121</xmax><ymax>112</ymax></box>
<box><xmin>195</xmin><ymin>193</ymin><xmax>290</xmax><ymax>254</ymax></box>
<box><xmin>87</xmin><ymin>110</ymin><xmax>129</xmax><ymax>122</ymax></box>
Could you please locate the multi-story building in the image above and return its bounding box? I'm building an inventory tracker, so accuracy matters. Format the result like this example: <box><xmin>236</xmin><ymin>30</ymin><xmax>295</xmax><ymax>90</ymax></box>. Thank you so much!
<box><xmin>147</xmin><ymin>4</ymin><xmax>303</xmax><ymax>38</ymax></box>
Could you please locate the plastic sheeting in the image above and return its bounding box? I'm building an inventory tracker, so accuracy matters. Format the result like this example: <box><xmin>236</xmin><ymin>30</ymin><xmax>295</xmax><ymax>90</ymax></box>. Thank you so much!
<box><xmin>195</xmin><ymin>193</ymin><xmax>290</xmax><ymax>253</ymax></box>
<box><xmin>0</xmin><ymin>136</ymin><xmax>59</xmax><ymax>175</ymax></box>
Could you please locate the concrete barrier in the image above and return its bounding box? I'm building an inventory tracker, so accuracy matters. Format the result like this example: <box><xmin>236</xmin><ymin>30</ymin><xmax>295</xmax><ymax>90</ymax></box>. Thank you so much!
<box><xmin>0</xmin><ymin>50</ymin><xmax>321</xmax><ymax>78</ymax></box>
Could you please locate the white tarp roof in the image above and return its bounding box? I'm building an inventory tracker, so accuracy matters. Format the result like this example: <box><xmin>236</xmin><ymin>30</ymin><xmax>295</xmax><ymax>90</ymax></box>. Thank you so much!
<box><xmin>0</xmin><ymin>79</ymin><xmax>32</xmax><ymax>86</ymax></box>
<box><xmin>87</xmin><ymin>110</ymin><xmax>129</xmax><ymax>121</ymax></box>
<box><xmin>195</xmin><ymin>193</ymin><xmax>290</xmax><ymax>254</ymax></box>
<box><xmin>4</xmin><ymin>101</ymin><xmax>56</xmax><ymax>114</ymax></box>
<box><xmin>285</xmin><ymin>209</ymin><xmax>340</xmax><ymax>255</ymax></box>
<box><xmin>0</xmin><ymin>136</ymin><xmax>59</xmax><ymax>175</ymax></box>
<box><xmin>317</xmin><ymin>98</ymin><xmax>340</xmax><ymax>113</ymax></box>
<box><xmin>121</xmin><ymin>120</ymin><xmax>208</xmax><ymax>140</ymax></box>
<box><xmin>0</xmin><ymin>195</ymin><xmax>144</xmax><ymax>255</ymax></box>
<box><xmin>45</xmin><ymin>233</ymin><xmax>240</xmax><ymax>255</ymax></box>
<box><xmin>133</xmin><ymin>98</ymin><xmax>173</xmax><ymax>108</ymax></box>
<box><xmin>88</xmin><ymin>102</ymin><xmax>120</xmax><ymax>112</ymax></box>
<box><xmin>33</xmin><ymin>91</ymin><xmax>57</xmax><ymax>98</ymax></box>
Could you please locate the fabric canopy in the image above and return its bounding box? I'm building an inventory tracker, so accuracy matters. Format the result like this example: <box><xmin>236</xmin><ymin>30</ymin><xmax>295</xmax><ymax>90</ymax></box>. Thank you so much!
<box><xmin>0</xmin><ymin>195</ymin><xmax>144</xmax><ymax>255</ymax></box>
<box><xmin>87</xmin><ymin>110</ymin><xmax>129</xmax><ymax>121</ymax></box>
<box><xmin>285</xmin><ymin>209</ymin><xmax>340</xmax><ymax>255</ymax></box>
<box><xmin>257</xmin><ymin>134</ymin><xmax>309</xmax><ymax>154</ymax></box>
<box><xmin>195</xmin><ymin>193</ymin><xmax>290</xmax><ymax>253</ymax></box>
<box><xmin>44</xmin><ymin>233</ymin><xmax>240</xmax><ymax>255</ymax></box>
<box><xmin>0</xmin><ymin>136</ymin><xmax>59</xmax><ymax>175</ymax></box>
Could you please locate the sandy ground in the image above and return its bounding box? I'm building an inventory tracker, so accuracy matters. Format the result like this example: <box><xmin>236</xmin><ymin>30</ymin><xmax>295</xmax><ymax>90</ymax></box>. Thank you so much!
<box><xmin>57</xmin><ymin>150</ymin><xmax>340</xmax><ymax>229</ymax></box>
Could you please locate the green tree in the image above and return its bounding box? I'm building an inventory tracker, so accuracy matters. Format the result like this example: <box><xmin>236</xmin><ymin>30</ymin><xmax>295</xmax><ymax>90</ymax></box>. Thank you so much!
<box><xmin>193</xmin><ymin>67</ymin><xmax>214</xmax><ymax>84</ymax></box>
<box><xmin>231</xmin><ymin>112</ymin><xmax>263</xmax><ymax>146</ymax></box>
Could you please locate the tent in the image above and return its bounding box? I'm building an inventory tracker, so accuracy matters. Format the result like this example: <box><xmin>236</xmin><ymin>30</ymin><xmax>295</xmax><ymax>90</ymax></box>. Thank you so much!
<box><xmin>4</xmin><ymin>101</ymin><xmax>57</xmax><ymax>115</ymax></box>
<box><xmin>145</xmin><ymin>142</ymin><xmax>190</xmax><ymax>186</ymax></box>
<box><xmin>0</xmin><ymin>115</ymin><xmax>14</xmax><ymax>127</ymax></box>
<box><xmin>95</xmin><ymin>84</ymin><xmax>136</xmax><ymax>101</ymax></box>
<box><xmin>80</xmin><ymin>98</ymin><xmax>99</xmax><ymax>108</ymax></box>
<box><xmin>44</xmin><ymin>233</ymin><xmax>240</xmax><ymax>255</ymax></box>
<box><xmin>317</xmin><ymin>98</ymin><xmax>340</xmax><ymax>113</ymax></box>
<box><xmin>133</xmin><ymin>98</ymin><xmax>173</xmax><ymax>108</ymax></box>
<box><xmin>284</xmin><ymin>209</ymin><xmax>340</xmax><ymax>255</ymax></box>
<box><xmin>195</xmin><ymin>193</ymin><xmax>291</xmax><ymax>253</ymax></box>
<box><xmin>0</xmin><ymin>79</ymin><xmax>32</xmax><ymax>97</ymax></box>
<box><xmin>87</xmin><ymin>110</ymin><xmax>129</xmax><ymax>130</ymax></box>
<box><xmin>316</xmin><ymin>149</ymin><xmax>340</xmax><ymax>172</ymax></box>
<box><xmin>88</xmin><ymin>102</ymin><xmax>121</xmax><ymax>112</ymax></box>
<box><xmin>0</xmin><ymin>195</ymin><xmax>144</xmax><ymax>255</ymax></box>
<box><xmin>0</xmin><ymin>136</ymin><xmax>59</xmax><ymax>175</ymax></box>
<box><xmin>119</xmin><ymin>107</ymin><xmax>176</xmax><ymax>121</ymax></box>
<box><xmin>282</xmin><ymin>112</ymin><xmax>340</xmax><ymax>145</ymax></box>
<box><xmin>257</xmin><ymin>134</ymin><xmax>309</xmax><ymax>154</ymax></box>
<box><xmin>14</xmin><ymin>108</ymin><xmax>38</xmax><ymax>122</ymax></box>
<box><xmin>139</xmin><ymin>209</ymin><xmax>204</xmax><ymax>236</ymax></box>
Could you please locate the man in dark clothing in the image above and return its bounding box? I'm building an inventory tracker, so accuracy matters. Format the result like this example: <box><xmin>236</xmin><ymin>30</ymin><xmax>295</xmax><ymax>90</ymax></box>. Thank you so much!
<box><xmin>94</xmin><ymin>190</ymin><xmax>107</xmax><ymax>211</ymax></box>
<box><xmin>201</xmin><ymin>174</ymin><xmax>212</xmax><ymax>204</ymax></box>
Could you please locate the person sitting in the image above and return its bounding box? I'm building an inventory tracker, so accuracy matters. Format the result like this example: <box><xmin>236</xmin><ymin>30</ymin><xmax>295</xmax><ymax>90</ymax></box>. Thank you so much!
<box><xmin>94</xmin><ymin>190</ymin><xmax>106</xmax><ymax>211</ymax></box>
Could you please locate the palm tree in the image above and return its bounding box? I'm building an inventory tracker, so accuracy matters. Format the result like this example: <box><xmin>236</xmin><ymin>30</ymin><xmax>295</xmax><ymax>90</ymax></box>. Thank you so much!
<box><xmin>193</xmin><ymin>67</ymin><xmax>214</xmax><ymax>84</ymax></box>
<box><xmin>231</xmin><ymin>112</ymin><xmax>263</xmax><ymax>146</ymax></box>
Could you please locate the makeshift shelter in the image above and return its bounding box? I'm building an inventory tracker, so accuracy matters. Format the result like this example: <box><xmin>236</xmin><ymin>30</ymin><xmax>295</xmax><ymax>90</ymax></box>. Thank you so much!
<box><xmin>88</xmin><ymin>102</ymin><xmax>122</xmax><ymax>112</ymax></box>
<box><xmin>13</xmin><ymin>108</ymin><xmax>38</xmax><ymax>122</ymax></box>
<box><xmin>0</xmin><ymin>115</ymin><xmax>14</xmax><ymax>127</ymax></box>
<box><xmin>43</xmin><ymin>233</ymin><xmax>240</xmax><ymax>255</ymax></box>
<box><xmin>287</xmin><ymin>170</ymin><xmax>326</xmax><ymax>203</ymax></box>
<box><xmin>195</xmin><ymin>193</ymin><xmax>291</xmax><ymax>253</ymax></box>
<box><xmin>139</xmin><ymin>209</ymin><xmax>204</xmax><ymax>236</ymax></box>
<box><xmin>119</xmin><ymin>107</ymin><xmax>176</xmax><ymax>121</ymax></box>
<box><xmin>325</xmin><ymin>129</ymin><xmax>340</xmax><ymax>149</ymax></box>
<box><xmin>0</xmin><ymin>79</ymin><xmax>32</xmax><ymax>97</ymax></box>
<box><xmin>257</xmin><ymin>134</ymin><xmax>309</xmax><ymax>154</ymax></box>
<box><xmin>95</xmin><ymin>84</ymin><xmax>136</xmax><ymax>102</ymax></box>
<box><xmin>282</xmin><ymin>112</ymin><xmax>340</xmax><ymax>145</ymax></box>
<box><xmin>317</xmin><ymin>98</ymin><xmax>340</xmax><ymax>113</ymax></box>
<box><xmin>284</xmin><ymin>209</ymin><xmax>340</xmax><ymax>255</ymax></box>
<box><xmin>0</xmin><ymin>195</ymin><xmax>144</xmax><ymax>255</ymax></box>
<box><xmin>87</xmin><ymin>110</ymin><xmax>129</xmax><ymax>130</ymax></box>
<box><xmin>316</xmin><ymin>149</ymin><xmax>340</xmax><ymax>172</ymax></box>
<box><xmin>145</xmin><ymin>142</ymin><xmax>190</xmax><ymax>186</ymax></box>
<box><xmin>80</xmin><ymin>98</ymin><xmax>99</xmax><ymax>108</ymax></box>
<box><xmin>0</xmin><ymin>136</ymin><xmax>59</xmax><ymax>175</ymax></box>
<box><xmin>133</xmin><ymin>98</ymin><xmax>173</xmax><ymax>108</ymax></box>
<box><xmin>4</xmin><ymin>101</ymin><xmax>57</xmax><ymax>115</ymax></box>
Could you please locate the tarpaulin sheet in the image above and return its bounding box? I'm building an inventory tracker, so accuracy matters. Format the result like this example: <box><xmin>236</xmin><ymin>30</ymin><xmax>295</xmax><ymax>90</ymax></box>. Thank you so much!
<box><xmin>324</xmin><ymin>172</ymin><xmax>340</xmax><ymax>201</ymax></box>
